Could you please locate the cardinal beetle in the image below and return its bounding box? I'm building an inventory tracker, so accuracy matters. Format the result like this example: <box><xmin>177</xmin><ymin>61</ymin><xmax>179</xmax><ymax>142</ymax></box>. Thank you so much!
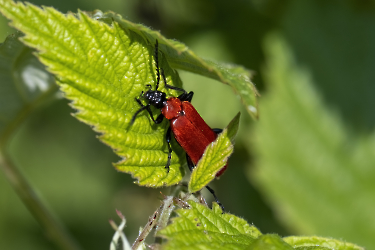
<box><xmin>130</xmin><ymin>40</ymin><xmax>227</xmax><ymax>211</ymax></box>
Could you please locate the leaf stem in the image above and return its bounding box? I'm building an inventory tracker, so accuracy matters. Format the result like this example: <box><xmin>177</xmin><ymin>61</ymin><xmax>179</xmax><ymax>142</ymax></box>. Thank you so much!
<box><xmin>0</xmin><ymin>150</ymin><xmax>82</xmax><ymax>250</ymax></box>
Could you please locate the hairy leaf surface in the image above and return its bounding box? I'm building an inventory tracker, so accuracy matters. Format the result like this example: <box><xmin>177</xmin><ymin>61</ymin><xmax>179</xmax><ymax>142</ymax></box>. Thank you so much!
<box><xmin>158</xmin><ymin>201</ymin><xmax>262</xmax><ymax>250</ymax></box>
<box><xmin>0</xmin><ymin>0</ymin><xmax>185</xmax><ymax>186</ymax></box>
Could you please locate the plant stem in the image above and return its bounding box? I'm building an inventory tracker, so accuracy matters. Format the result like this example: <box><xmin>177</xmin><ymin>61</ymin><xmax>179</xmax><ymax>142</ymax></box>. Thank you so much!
<box><xmin>0</xmin><ymin>150</ymin><xmax>82</xmax><ymax>250</ymax></box>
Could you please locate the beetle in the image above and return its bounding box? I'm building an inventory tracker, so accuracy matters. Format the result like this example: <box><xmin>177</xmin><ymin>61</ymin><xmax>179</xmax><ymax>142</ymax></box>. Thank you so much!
<box><xmin>130</xmin><ymin>40</ymin><xmax>227</xmax><ymax>211</ymax></box>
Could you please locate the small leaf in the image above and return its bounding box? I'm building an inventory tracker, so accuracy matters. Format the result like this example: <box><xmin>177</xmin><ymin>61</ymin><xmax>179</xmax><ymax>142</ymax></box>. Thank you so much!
<box><xmin>248</xmin><ymin>234</ymin><xmax>294</xmax><ymax>250</ymax></box>
<box><xmin>0</xmin><ymin>31</ymin><xmax>57</xmax><ymax>147</ymax></box>
<box><xmin>189</xmin><ymin>112</ymin><xmax>240</xmax><ymax>193</ymax></box>
<box><xmin>284</xmin><ymin>236</ymin><xmax>365</xmax><ymax>250</ymax></box>
<box><xmin>157</xmin><ymin>201</ymin><xmax>261</xmax><ymax>250</ymax></box>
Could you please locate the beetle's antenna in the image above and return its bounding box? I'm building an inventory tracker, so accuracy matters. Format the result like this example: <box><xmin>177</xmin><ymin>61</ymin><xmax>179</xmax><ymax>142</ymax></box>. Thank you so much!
<box><xmin>154</xmin><ymin>40</ymin><xmax>160</xmax><ymax>91</ymax></box>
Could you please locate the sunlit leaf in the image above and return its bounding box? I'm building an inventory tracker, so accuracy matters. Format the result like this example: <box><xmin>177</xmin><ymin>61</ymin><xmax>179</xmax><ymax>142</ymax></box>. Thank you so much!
<box><xmin>157</xmin><ymin>201</ymin><xmax>262</xmax><ymax>250</ymax></box>
<box><xmin>0</xmin><ymin>0</ymin><xmax>185</xmax><ymax>186</ymax></box>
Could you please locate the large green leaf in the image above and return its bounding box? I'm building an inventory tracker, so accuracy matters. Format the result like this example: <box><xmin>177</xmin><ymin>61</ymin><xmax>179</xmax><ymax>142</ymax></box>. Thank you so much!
<box><xmin>0</xmin><ymin>0</ymin><xmax>257</xmax><ymax>187</ymax></box>
<box><xmin>250</xmin><ymin>34</ymin><xmax>375</xmax><ymax>249</ymax></box>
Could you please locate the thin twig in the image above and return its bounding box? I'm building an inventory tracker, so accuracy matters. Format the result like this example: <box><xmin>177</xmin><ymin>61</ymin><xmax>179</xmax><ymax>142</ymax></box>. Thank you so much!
<box><xmin>132</xmin><ymin>209</ymin><xmax>160</xmax><ymax>250</ymax></box>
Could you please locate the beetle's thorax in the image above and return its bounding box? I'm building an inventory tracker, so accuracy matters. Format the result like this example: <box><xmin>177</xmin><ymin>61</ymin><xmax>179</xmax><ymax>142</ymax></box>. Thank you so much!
<box><xmin>161</xmin><ymin>97</ymin><xmax>183</xmax><ymax>120</ymax></box>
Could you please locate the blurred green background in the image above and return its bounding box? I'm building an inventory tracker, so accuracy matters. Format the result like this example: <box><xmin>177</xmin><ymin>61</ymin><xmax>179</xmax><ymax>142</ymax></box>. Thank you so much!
<box><xmin>1</xmin><ymin>0</ymin><xmax>374</xmax><ymax>249</ymax></box>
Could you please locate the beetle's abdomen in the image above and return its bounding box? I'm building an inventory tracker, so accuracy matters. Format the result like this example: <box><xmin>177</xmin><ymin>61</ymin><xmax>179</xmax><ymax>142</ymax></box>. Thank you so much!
<box><xmin>166</xmin><ymin>100</ymin><xmax>228</xmax><ymax>177</ymax></box>
<box><xmin>170</xmin><ymin>102</ymin><xmax>217</xmax><ymax>165</ymax></box>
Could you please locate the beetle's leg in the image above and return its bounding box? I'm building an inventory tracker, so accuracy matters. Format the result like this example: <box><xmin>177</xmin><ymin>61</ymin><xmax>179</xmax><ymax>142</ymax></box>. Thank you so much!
<box><xmin>131</xmin><ymin>98</ymin><xmax>164</xmax><ymax>125</ymax></box>
<box><xmin>186</xmin><ymin>154</ymin><xmax>225</xmax><ymax>213</ymax></box>
<box><xmin>165</xmin><ymin>83</ymin><xmax>186</xmax><ymax>93</ymax></box>
<box><xmin>165</xmin><ymin>126</ymin><xmax>172</xmax><ymax>173</ymax></box>
<box><xmin>130</xmin><ymin>99</ymin><xmax>150</xmax><ymax>125</ymax></box>
<box><xmin>160</xmin><ymin>68</ymin><xmax>189</xmax><ymax>93</ymax></box>
<box><xmin>160</xmin><ymin>68</ymin><xmax>194</xmax><ymax>102</ymax></box>
<box><xmin>205</xmin><ymin>186</ymin><xmax>225</xmax><ymax>213</ymax></box>
<box><xmin>186</xmin><ymin>153</ymin><xmax>195</xmax><ymax>172</ymax></box>
<box><xmin>179</xmin><ymin>91</ymin><xmax>194</xmax><ymax>102</ymax></box>
<box><xmin>154</xmin><ymin>113</ymin><xmax>164</xmax><ymax>124</ymax></box>
<box><xmin>161</xmin><ymin>68</ymin><xmax>184</xmax><ymax>91</ymax></box>
<box><xmin>136</xmin><ymin>98</ymin><xmax>155</xmax><ymax>122</ymax></box>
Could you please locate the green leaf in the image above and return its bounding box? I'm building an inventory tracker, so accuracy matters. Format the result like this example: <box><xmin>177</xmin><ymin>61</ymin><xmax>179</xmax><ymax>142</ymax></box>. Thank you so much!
<box><xmin>157</xmin><ymin>201</ymin><xmax>262</xmax><ymax>250</ymax></box>
<box><xmin>250</xmin><ymin>34</ymin><xmax>375</xmax><ymax>249</ymax></box>
<box><xmin>189</xmin><ymin>112</ymin><xmax>240</xmax><ymax>193</ymax></box>
<box><xmin>0</xmin><ymin>1</ymin><xmax>257</xmax><ymax>187</ymax></box>
<box><xmin>248</xmin><ymin>234</ymin><xmax>294</xmax><ymax>250</ymax></box>
<box><xmin>0</xmin><ymin>0</ymin><xmax>185</xmax><ymax>187</ymax></box>
<box><xmin>284</xmin><ymin>236</ymin><xmax>365</xmax><ymax>250</ymax></box>
<box><xmin>0</xmin><ymin>31</ymin><xmax>57</xmax><ymax>147</ymax></box>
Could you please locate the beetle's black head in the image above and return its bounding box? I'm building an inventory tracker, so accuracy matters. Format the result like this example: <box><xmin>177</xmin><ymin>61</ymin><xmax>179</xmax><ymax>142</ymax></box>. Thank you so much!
<box><xmin>143</xmin><ymin>90</ymin><xmax>167</xmax><ymax>109</ymax></box>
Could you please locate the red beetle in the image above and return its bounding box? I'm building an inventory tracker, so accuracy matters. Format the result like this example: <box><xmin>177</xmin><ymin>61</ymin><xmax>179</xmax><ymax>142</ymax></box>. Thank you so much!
<box><xmin>161</xmin><ymin>97</ymin><xmax>227</xmax><ymax>177</ymax></box>
<box><xmin>131</xmin><ymin>40</ymin><xmax>226</xmax><ymax>211</ymax></box>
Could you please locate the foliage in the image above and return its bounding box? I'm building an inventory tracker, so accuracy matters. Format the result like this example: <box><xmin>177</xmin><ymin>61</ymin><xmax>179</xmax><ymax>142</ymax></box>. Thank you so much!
<box><xmin>0</xmin><ymin>0</ymin><xmax>371</xmax><ymax>249</ymax></box>
<box><xmin>0</xmin><ymin>0</ymin><xmax>256</xmax><ymax>187</ymax></box>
